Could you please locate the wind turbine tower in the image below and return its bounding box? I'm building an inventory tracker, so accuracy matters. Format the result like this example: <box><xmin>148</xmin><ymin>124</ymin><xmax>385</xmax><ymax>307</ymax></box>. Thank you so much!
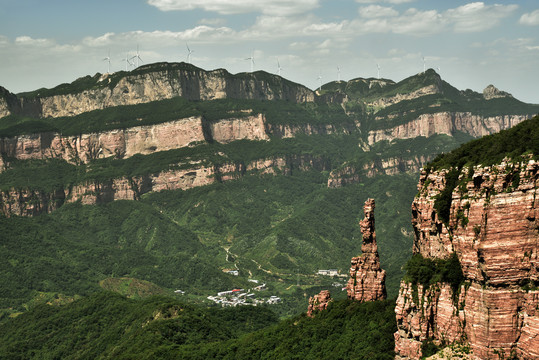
<box><xmin>186</xmin><ymin>43</ymin><xmax>194</xmax><ymax>64</ymax></box>
<box><xmin>377</xmin><ymin>63</ymin><xmax>381</xmax><ymax>79</ymax></box>
<box><xmin>317</xmin><ymin>71</ymin><xmax>322</xmax><ymax>92</ymax></box>
<box><xmin>245</xmin><ymin>51</ymin><xmax>255</xmax><ymax>73</ymax></box>
<box><xmin>103</xmin><ymin>50</ymin><xmax>111</xmax><ymax>74</ymax></box>
<box><xmin>423</xmin><ymin>57</ymin><xmax>426</xmax><ymax>73</ymax></box>
<box><xmin>131</xmin><ymin>44</ymin><xmax>143</xmax><ymax>68</ymax></box>
<box><xmin>277</xmin><ymin>59</ymin><xmax>283</xmax><ymax>77</ymax></box>
<box><xmin>123</xmin><ymin>53</ymin><xmax>133</xmax><ymax>71</ymax></box>
<box><xmin>337</xmin><ymin>66</ymin><xmax>341</xmax><ymax>82</ymax></box>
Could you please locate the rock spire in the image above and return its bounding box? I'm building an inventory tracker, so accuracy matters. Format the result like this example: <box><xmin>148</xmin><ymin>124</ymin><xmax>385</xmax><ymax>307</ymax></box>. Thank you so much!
<box><xmin>346</xmin><ymin>198</ymin><xmax>387</xmax><ymax>302</ymax></box>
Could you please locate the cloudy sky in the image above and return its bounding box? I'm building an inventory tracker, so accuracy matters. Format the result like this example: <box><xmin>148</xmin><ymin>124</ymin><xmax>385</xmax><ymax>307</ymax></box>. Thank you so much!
<box><xmin>1</xmin><ymin>0</ymin><xmax>538</xmax><ymax>102</ymax></box>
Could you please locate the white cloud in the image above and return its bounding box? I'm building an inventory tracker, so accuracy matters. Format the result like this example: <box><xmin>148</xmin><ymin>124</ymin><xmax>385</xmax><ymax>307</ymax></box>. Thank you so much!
<box><xmin>15</xmin><ymin>36</ymin><xmax>54</xmax><ymax>47</ymax></box>
<box><xmin>352</xmin><ymin>2</ymin><xmax>518</xmax><ymax>36</ymax></box>
<box><xmin>446</xmin><ymin>2</ymin><xmax>518</xmax><ymax>33</ymax></box>
<box><xmin>356</xmin><ymin>0</ymin><xmax>414</xmax><ymax>4</ymax></box>
<box><xmin>358</xmin><ymin>5</ymin><xmax>398</xmax><ymax>18</ymax></box>
<box><xmin>198</xmin><ymin>18</ymin><xmax>227</xmax><ymax>26</ymax></box>
<box><xmin>147</xmin><ymin>0</ymin><xmax>320</xmax><ymax>16</ymax></box>
<box><xmin>519</xmin><ymin>9</ymin><xmax>539</xmax><ymax>26</ymax></box>
<box><xmin>393</xmin><ymin>8</ymin><xmax>443</xmax><ymax>35</ymax></box>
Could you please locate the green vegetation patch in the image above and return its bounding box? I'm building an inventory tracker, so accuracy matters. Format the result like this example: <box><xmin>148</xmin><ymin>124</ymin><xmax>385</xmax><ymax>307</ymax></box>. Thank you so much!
<box><xmin>426</xmin><ymin>115</ymin><xmax>539</xmax><ymax>171</ymax></box>
<box><xmin>403</xmin><ymin>253</ymin><xmax>464</xmax><ymax>300</ymax></box>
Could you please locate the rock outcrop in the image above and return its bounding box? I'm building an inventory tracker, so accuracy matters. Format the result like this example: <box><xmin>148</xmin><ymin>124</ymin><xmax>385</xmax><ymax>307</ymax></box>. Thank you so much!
<box><xmin>307</xmin><ymin>290</ymin><xmax>332</xmax><ymax>317</ymax></box>
<box><xmin>367</xmin><ymin>112</ymin><xmax>532</xmax><ymax>145</ymax></box>
<box><xmin>483</xmin><ymin>84</ymin><xmax>512</xmax><ymax>100</ymax></box>
<box><xmin>347</xmin><ymin>198</ymin><xmax>387</xmax><ymax>302</ymax></box>
<box><xmin>395</xmin><ymin>157</ymin><xmax>539</xmax><ymax>359</ymax></box>
<box><xmin>14</xmin><ymin>63</ymin><xmax>315</xmax><ymax>119</ymax></box>
<box><xmin>369</xmin><ymin>84</ymin><xmax>441</xmax><ymax>110</ymax></box>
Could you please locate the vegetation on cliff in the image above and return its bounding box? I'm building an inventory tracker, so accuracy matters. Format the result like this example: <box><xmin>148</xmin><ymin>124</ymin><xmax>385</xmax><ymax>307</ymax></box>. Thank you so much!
<box><xmin>0</xmin><ymin>292</ymin><xmax>396</xmax><ymax>360</ymax></box>
<box><xmin>424</xmin><ymin>115</ymin><xmax>539</xmax><ymax>225</ymax></box>
<box><xmin>426</xmin><ymin>114</ymin><xmax>539</xmax><ymax>171</ymax></box>
<box><xmin>403</xmin><ymin>253</ymin><xmax>464</xmax><ymax>295</ymax></box>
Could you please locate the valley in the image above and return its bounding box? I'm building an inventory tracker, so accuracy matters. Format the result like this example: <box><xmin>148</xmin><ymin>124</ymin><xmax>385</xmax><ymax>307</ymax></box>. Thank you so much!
<box><xmin>0</xmin><ymin>62</ymin><xmax>538</xmax><ymax>359</ymax></box>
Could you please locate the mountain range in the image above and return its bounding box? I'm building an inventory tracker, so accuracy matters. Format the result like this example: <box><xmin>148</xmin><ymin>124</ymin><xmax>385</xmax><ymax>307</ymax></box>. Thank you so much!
<box><xmin>0</xmin><ymin>62</ymin><xmax>538</xmax><ymax>321</ymax></box>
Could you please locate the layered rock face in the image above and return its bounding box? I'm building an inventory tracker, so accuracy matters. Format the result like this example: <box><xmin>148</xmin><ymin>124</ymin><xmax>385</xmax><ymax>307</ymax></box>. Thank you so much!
<box><xmin>0</xmin><ymin>115</ymin><xmax>269</xmax><ymax>164</ymax></box>
<box><xmin>0</xmin><ymin>154</ymin><xmax>328</xmax><ymax>217</ymax></box>
<box><xmin>307</xmin><ymin>290</ymin><xmax>332</xmax><ymax>317</ymax></box>
<box><xmin>346</xmin><ymin>198</ymin><xmax>387</xmax><ymax>302</ymax></box>
<box><xmin>369</xmin><ymin>84</ymin><xmax>441</xmax><ymax>110</ymax></box>
<box><xmin>395</xmin><ymin>158</ymin><xmax>539</xmax><ymax>359</ymax></box>
<box><xmin>22</xmin><ymin>63</ymin><xmax>315</xmax><ymax>118</ymax></box>
<box><xmin>367</xmin><ymin>112</ymin><xmax>531</xmax><ymax>145</ymax></box>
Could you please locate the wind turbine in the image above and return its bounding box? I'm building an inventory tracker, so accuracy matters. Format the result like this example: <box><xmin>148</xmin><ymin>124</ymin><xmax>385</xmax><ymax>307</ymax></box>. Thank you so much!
<box><xmin>130</xmin><ymin>44</ymin><xmax>143</xmax><ymax>68</ymax></box>
<box><xmin>123</xmin><ymin>52</ymin><xmax>133</xmax><ymax>71</ymax></box>
<box><xmin>245</xmin><ymin>51</ymin><xmax>255</xmax><ymax>73</ymax></box>
<box><xmin>377</xmin><ymin>63</ymin><xmax>381</xmax><ymax>79</ymax></box>
<box><xmin>337</xmin><ymin>66</ymin><xmax>341</xmax><ymax>82</ymax></box>
<box><xmin>317</xmin><ymin>71</ymin><xmax>322</xmax><ymax>92</ymax></box>
<box><xmin>422</xmin><ymin>56</ymin><xmax>426</xmax><ymax>73</ymax></box>
<box><xmin>186</xmin><ymin>43</ymin><xmax>194</xmax><ymax>64</ymax></box>
<box><xmin>103</xmin><ymin>50</ymin><xmax>111</xmax><ymax>74</ymax></box>
<box><xmin>277</xmin><ymin>58</ymin><xmax>283</xmax><ymax>77</ymax></box>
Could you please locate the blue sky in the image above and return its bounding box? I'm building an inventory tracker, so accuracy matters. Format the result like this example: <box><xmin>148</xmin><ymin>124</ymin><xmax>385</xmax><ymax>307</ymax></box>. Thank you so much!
<box><xmin>1</xmin><ymin>0</ymin><xmax>538</xmax><ymax>103</ymax></box>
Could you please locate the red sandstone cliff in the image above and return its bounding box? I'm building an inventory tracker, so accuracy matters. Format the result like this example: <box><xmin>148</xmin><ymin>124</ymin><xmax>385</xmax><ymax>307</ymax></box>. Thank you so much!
<box><xmin>394</xmin><ymin>157</ymin><xmax>539</xmax><ymax>359</ymax></box>
<box><xmin>346</xmin><ymin>198</ymin><xmax>387</xmax><ymax>302</ymax></box>
<box><xmin>307</xmin><ymin>290</ymin><xmax>332</xmax><ymax>317</ymax></box>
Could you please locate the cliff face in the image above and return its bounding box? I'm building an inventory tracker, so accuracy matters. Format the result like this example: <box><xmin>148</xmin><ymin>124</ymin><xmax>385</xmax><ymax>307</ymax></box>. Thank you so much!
<box><xmin>23</xmin><ymin>64</ymin><xmax>315</xmax><ymax>118</ymax></box>
<box><xmin>395</xmin><ymin>158</ymin><xmax>539</xmax><ymax>359</ymax></box>
<box><xmin>0</xmin><ymin>115</ymin><xmax>269</xmax><ymax>164</ymax></box>
<box><xmin>347</xmin><ymin>198</ymin><xmax>387</xmax><ymax>302</ymax></box>
<box><xmin>0</xmin><ymin>154</ymin><xmax>328</xmax><ymax>217</ymax></box>
<box><xmin>367</xmin><ymin>112</ymin><xmax>531</xmax><ymax>145</ymax></box>
<box><xmin>368</xmin><ymin>84</ymin><xmax>441</xmax><ymax>110</ymax></box>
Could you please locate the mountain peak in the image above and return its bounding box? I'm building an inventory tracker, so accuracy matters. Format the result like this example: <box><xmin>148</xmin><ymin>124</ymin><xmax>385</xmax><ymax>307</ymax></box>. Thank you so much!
<box><xmin>483</xmin><ymin>84</ymin><xmax>513</xmax><ymax>100</ymax></box>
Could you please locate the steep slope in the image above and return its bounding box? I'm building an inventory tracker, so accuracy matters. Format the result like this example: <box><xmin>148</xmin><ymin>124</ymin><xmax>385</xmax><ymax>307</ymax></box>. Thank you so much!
<box><xmin>394</xmin><ymin>116</ymin><xmax>539</xmax><ymax>359</ymax></box>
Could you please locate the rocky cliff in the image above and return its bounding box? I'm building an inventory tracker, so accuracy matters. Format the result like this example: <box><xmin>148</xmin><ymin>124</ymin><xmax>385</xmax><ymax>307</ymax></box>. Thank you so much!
<box><xmin>0</xmin><ymin>154</ymin><xmax>328</xmax><ymax>217</ymax></box>
<box><xmin>16</xmin><ymin>63</ymin><xmax>315</xmax><ymax>118</ymax></box>
<box><xmin>367</xmin><ymin>112</ymin><xmax>532</xmax><ymax>145</ymax></box>
<box><xmin>394</xmin><ymin>157</ymin><xmax>539</xmax><ymax>359</ymax></box>
<box><xmin>347</xmin><ymin>198</ymin><xmax>387</xmax><ymax>302</ymax></box>
<box><xmin>0</xmin><ymin>114</ymin><xmax>270</xmax><ymax>164</ymax></box>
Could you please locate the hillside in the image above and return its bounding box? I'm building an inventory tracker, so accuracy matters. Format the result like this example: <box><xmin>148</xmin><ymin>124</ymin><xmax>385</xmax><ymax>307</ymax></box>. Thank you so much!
<box><xmin>0</xmin><ymin>63</ymin><xmax>538</xmax><ymax>317</ymax></box>
<box><xmin>0</xmin><ymin>292</ymin><xmax>395</xmax><ymax>360</ymax></box>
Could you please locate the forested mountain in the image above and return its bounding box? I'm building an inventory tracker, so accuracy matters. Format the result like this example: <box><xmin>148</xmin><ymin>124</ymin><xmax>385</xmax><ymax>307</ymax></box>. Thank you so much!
<box><xmin>1</xmin><ymin>62</ymin><xmax>537</xmax><ymax>320</ymax></box>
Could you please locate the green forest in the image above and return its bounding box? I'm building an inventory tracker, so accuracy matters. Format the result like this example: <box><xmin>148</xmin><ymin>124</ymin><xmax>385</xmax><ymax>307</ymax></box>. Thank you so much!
<box><xmin>0</xmin><ymin>292</ymin><xmax>396</xmax><ymax>360</ymax></box>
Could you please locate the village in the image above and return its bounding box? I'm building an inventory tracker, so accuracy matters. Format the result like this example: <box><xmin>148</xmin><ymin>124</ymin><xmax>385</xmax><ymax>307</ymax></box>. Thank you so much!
<box><xmin>205</xmin><ymin>281</ymin><xmax>282</xmax><ymax>307</ymax></box>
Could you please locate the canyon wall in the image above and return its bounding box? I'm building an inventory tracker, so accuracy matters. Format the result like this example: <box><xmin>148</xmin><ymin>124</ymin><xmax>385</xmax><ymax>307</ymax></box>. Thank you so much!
<box><xmin>367</xmin><ymin>112</ymin><xmax>532</xmax><ymax>145</ymax></box>
<box><xmin>0</xmin><ymin>115</ymin><xmax>270</xmax><ymax>164</ymax></box>
<box><xmin>395</xmin><ymin>157</ymin><xmax>539</xmax><ymax>359</ymax></box>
